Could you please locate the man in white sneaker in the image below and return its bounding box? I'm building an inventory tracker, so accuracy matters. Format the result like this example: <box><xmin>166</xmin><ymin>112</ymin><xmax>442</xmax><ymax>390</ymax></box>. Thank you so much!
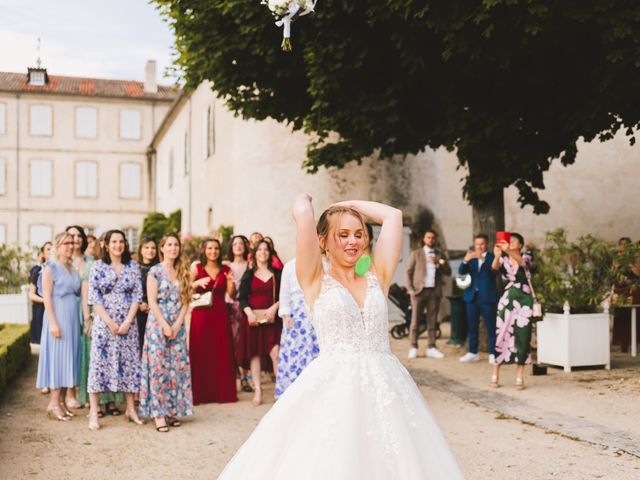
<box><xmin>406</xmin><ymin>230</ymin><xmax>451</xmax><ymax>359</ymax></box>
<box><xmin>458</xmin><ymin>234</ymin><xmax>498</xmax><ymax>364</ymax></box>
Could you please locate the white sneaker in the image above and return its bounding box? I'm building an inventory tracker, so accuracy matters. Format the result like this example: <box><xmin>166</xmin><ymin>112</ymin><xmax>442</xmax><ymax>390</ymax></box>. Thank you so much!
<box><xmin>459</xmin><ymin>352</ymin><xmax>480</xmax><ymax>363</ymax></box>
<box><xmin>426</xmin><ymin>348</ymin><xmax>445</xmax><ymax>359</ymax></box>
<box><xmin>408</xmin><ymin>347</ymin><xmax>418</xmax><ymax>359</ymax></box>
<box><xmin>488</xmin><ymin>354</ymin><xmax>496</xmax><ymax>365</ymax></box>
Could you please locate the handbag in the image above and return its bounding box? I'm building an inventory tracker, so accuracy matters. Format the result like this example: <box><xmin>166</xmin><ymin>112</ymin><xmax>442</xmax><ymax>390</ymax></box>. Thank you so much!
<box><xmin>455</xmin><ymin>273</ymin><xmax>472</xmax><ymax>290</ymax></box>
<box><xmin>250</xmin><ymin>274</ymin><xmax>277</xmax><ymax>327</ymax></box>
<box><xmin>524</xmin><ymin>267</ymin><xmax>543</xmax><ymax>322</ymax></box>
<box><xmin>190</xmin><ymin>291</ymin><xmax>212</xmax><ymax>310</ymax></box>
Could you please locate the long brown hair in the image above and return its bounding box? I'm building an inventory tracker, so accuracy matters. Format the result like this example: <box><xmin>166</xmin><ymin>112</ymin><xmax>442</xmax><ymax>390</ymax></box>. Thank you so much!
<box><xmin>251</xmin><ymin>240</ymin><xmax>274</xmax><ymax>272</ymax></box>
<box><xmin>158</xmin><ymin>233</ymin><xmax>191</xmax><ymax>306</ymax></box>
<box><xmin>316</xmin><ymin>206</ymin><xmax>369</xmax><ymax>255</ymax></box>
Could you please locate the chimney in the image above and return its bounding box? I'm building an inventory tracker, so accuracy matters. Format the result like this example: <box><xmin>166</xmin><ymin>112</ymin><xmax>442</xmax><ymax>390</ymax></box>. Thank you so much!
<box><xmin>144</xmin><ymin>60</ymin><xmax>157</xmax><ymax>94</ymax></box>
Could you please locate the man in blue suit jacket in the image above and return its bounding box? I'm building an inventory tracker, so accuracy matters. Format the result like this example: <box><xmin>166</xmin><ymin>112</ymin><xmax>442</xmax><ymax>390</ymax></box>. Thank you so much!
<box><xmin>458</xmin><ymin>234</ymin><xmax>498</xmax><ymax>364</ymax></box>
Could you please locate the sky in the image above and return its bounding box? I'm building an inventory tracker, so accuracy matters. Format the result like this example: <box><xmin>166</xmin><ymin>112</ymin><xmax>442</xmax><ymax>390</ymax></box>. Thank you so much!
<box><xmin>0</xmin><ymin>0</ymin><xmax>177</xmax><ymax>84</ymax></box>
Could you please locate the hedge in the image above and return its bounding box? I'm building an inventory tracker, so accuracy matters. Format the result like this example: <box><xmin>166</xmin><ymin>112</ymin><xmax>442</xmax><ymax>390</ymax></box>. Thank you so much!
<box><xmin>0</xmin><ymin>324</ymin><xmax>31</xmax><ymax>395</ymax></box>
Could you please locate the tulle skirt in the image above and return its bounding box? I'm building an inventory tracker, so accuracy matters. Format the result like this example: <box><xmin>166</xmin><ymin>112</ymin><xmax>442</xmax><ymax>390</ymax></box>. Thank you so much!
<box><xmin>218</xmin><ymin>351</ymin><xmax>463</xmax><ymax>480</ymax></box>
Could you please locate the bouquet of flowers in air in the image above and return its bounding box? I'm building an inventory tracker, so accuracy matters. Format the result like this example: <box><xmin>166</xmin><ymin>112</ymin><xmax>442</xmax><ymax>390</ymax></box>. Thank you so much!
<box><xmin>262</xmin><ymin>0</ymin><xmax>316</xmax><ymax>52</ymax></box>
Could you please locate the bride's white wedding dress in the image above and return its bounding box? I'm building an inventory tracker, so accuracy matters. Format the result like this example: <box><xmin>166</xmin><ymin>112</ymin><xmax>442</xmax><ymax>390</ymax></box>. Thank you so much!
<box><xmin>219</xmin><ymin>272</ymin><xmax>464</xmax><ymax>479</ymax></box>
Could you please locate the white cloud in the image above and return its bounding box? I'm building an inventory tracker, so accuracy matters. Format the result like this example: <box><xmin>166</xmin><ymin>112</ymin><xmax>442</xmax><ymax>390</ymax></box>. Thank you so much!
<box><xmin>0</xmin><ymin>0</ymin><xmax>177</xmax><ymax>83</ymax></box>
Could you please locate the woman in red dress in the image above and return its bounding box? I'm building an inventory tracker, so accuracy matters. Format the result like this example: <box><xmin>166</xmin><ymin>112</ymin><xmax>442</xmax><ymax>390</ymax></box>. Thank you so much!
<box><xmin>189</xmin><ymin>238</ymin><xmax>237</xmax><ymax>404</ymax></box>
<box><xmin>237</xmin><ymin>240</ymin><xmax>282</xmax><ymax>406</ymax></box>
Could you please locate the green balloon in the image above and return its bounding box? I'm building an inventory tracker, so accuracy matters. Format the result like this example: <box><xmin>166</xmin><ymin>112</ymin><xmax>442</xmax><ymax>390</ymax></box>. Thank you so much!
<box><xmin>355</xmin><ymin>255</ymin><xmax>372</xmax><ymax>276</ymax></box>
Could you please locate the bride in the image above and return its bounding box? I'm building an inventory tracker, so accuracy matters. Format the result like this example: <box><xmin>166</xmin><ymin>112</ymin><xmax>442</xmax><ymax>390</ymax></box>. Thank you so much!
<box><xmin>218</xmin><ymin>195</ymin><xmax>464</xmax><ymax>479</ymax></box>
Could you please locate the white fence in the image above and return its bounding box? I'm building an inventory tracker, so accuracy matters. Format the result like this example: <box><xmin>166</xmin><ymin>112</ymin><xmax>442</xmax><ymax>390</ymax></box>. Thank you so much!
<box><xmin>0</xmin><ymin>285</ymin><xmax>30</xmax><ymax>325</ymax></box>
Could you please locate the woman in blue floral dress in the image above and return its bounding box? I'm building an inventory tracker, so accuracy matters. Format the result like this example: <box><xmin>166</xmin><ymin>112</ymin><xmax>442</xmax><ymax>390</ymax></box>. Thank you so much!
<box><xmin>275</xmin><ymin>258</ymin><xmax>320</xmax><ymax>398</ymax></box>
<box><xmin>87</xmin><ymin>229</ymin><xmax>144</xmax><ymax>430</ymax></box>
<box><xmin>139</xmin><ymin>233</ymin><xmax>193</xmax><ymax>432</ymax></box>
<box><xmin>491</xmin><ymin>233</ymin><xmax>534</xmax><ymax>390</ymax></box>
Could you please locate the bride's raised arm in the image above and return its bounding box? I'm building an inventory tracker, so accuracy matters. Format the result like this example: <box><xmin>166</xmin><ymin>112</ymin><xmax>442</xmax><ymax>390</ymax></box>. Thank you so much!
<box><xmin>332</xmin><ymin>200</ymin><xmax>403</xmax><ymax>293</ymax></box>
<box><xmin>293</xmin><ymin>193</ymin><xmax>323</xmax><ymax>295</ymax></box>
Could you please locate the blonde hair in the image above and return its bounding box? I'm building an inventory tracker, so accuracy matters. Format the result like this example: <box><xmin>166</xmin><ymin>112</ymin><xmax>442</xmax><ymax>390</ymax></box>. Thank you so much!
<box><xmin>52</xmin><ymin>232</ymin><xmax>73</xmax><ymax>262</ymax></box>
<box><xmin>316</xmin><ymin>206</ymin><xmax>369</xmax><ymax>255</ymax></box>
<box><xmin>158</xmin><ymin>233</ymin><xmax>191</xmax><ymax>306</ymax></box>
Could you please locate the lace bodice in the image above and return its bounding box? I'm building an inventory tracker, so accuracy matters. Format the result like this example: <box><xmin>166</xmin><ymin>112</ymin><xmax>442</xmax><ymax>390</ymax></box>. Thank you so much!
<box><xmin>310</xmin><ymin>271</ymin><xmax>390</xmax><ymax>355</ymax></box>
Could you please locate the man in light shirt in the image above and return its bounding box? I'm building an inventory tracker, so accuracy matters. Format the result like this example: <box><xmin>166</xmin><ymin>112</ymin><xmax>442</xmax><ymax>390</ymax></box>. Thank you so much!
<box><xmin>458</xmin><ymin>234</ymin><xmax>499</xmax><ymax>364</ymax></box>
<box><xmin>405</xmin><ymin>230</ymin><xmax>451</xmax><ymax>359</ymax></box>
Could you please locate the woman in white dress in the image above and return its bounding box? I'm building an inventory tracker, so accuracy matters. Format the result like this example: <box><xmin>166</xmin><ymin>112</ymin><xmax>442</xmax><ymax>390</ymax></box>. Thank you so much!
<box><xmin>218</xmin><ymin>195</ymin><xmax>464</xmax><ymax>479</ymax></box>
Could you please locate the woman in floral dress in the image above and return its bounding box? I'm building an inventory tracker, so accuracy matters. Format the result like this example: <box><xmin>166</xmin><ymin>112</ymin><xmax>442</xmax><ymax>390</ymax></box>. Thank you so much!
<box><xmin>139</xmin><ymin>233</ymin><xmax>193</xmax><ymax>432</ymax></box>
<box><xmin>491</xmin><ymin>232</ymin><xmax>534</xmax><ymax>390</ymax></box>
<box><xmin>275</xmin><ymin>258</ymin><xmax>319</xmax><ymax>398</ymax></box>
<box><xmin>87</xmin><ymin>229</ymin><xmax>144</xmax><ymax>430</ymax></box>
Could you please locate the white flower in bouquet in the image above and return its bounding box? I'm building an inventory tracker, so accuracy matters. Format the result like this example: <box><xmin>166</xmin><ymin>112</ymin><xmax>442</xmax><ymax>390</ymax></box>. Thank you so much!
<box><xmin>262</xmin><ymin>0</ymin><xmax>316</xmax><ymax>52</ymax></box>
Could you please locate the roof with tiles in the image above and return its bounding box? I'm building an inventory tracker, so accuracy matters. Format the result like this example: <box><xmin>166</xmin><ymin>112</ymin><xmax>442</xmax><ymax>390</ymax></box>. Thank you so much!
<box><xmin>0</xmin><ymin>71</ymin><xmax>179</xmax><ymax>101</ymax></box>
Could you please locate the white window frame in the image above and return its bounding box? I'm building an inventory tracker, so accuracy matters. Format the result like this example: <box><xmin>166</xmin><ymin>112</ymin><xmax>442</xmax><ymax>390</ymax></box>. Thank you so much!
<box><xmin>30</xmin><ymin>159</ymin><xmax>53</xmax><ymax>197</ymax></box>
<box><xmin>0</xmin><ymin>102</ymin><xmax>6</xmax><ymax>135</ymax></box>
<box><xmin>29</xmin><ymin>104</ymin><xmax>53</xmax><ymax>137</ymax></box>
<box><xmin>169</xmin><ymin>148</ymin><xmax>175</xmax><ymax>189</ymax></box>
<box><xmin>119</xmin><ymin>109</ymin><xmax>142</xmax><ymax>140</ymax></box>
<box><xmin>75</xmin><ymin>106</ymin><xmax>98</xmax><ymax>139</ymax></box>
<box><xmin>183</xmin><ymin>131</ymin><xmax>189</xmax><ymax>175</ymax></box>
<box><xmin>119</xmin><ymin>162</ymin><xmax>142</xmax><ymax>199</ymax></box>
<box><xmin>75</xmin><ymin>161</ymin><xmax>98</xmax><ymax>198</ymax></box>
<box><xmin>0</xmin><ymin>158</ymin><xmax>5</xmax><ymax>195</ymax></box>
<box><xmin>29</xmin><ymin>224</ymin><xmax>53</xmax><ymax>247</ymax></box>
<box><xmin>124</xmin><ymin>227</ymin><xmax>139</xmax><ymax>251</ymax></box>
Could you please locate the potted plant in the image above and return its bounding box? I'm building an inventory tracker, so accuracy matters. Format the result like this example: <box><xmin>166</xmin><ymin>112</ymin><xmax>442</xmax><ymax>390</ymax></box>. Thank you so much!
<box><xmin>533</xmin><ymin>229</ymin><xmax>638</xmax><ymax>372</ymax></box>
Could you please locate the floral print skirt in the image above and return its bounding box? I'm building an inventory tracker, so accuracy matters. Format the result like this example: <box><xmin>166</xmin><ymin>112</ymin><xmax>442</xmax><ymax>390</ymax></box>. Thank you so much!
<box><xmin>138</xmin><ymin>314</ymin><xmax>193</xmax><ymax>418</ymax></box>
<box><xmin>495</xmin><ymin>285</ymin><xmax>533</xmax><ymax>365</ymax></box>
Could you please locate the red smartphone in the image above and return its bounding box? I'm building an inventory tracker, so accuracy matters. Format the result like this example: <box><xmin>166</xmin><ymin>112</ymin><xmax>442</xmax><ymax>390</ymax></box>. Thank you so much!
<box><xmin>496</xmin><ymin>231</ymin><xmax>511</xmax><ymax>243</ymax></box>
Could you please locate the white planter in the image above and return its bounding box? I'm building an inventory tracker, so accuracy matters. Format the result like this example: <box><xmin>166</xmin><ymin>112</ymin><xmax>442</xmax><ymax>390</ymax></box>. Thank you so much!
<box><xmin>0</xmin><ymin>285</ymin><xmax>30</xmax><ymax>325</ymax></box>
<box><xmin>537</xmin><ymin>309</ymin><xmax>610</xmax><ymax>372</ymax></box>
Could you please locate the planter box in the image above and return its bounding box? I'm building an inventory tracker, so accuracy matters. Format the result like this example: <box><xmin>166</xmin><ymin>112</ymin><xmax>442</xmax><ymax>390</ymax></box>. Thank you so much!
<box><xmin>537</xmin><ymin>311</ymin><xmax>610</xmax><ymax>372</ymax></box>
<box><xmin>0</xmin><ymin>286</ymin><xmax>30</xmax><ymax>325</ymax></box>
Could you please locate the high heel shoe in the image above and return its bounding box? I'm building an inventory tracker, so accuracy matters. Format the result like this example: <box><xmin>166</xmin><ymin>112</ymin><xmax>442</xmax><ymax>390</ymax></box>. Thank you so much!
<box><xmin>490</xmin><ymin>374</ymin><xmax>499</xmax><ymax>388</ymax></box>
<box><xmin>60</xmin><ymin>404</ymin><xmax>75</xmax><ymax>417</ymax></box>
<box><xmin>47</xmin><ymin>406</ymin><xmax>69</xmax><ymax>421</ymax></box>
<box><xmin>515</xmin><ymin>377</ymin><xmax>525</xmax><ymax>390</ymax></box>
<box><xmin>125</xmin><ymin>410</ymin><xmax>144</xmax><ymax>425</ymax></box>
<box><xmin>251</xmin><ymin>386</ymin><xmax>263</xmax><ymax>407</ymax></box>
<box><xmin>88</xmin><ymin>411</ymin><xmax>101</xmax><ymax>431</ymax></box>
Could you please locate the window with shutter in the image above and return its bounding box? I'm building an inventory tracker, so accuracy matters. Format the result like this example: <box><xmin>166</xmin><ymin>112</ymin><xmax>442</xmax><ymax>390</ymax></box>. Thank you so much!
<box><xmin>120</xmin><ymin>163</ymin><xmax>141</xmax><ymax>199</ymax></box>
<box><xmin>120</xmin><ymin>109</ymin><xmax>141</xmax><ymax>140</ymax></box>
<box><xmin>30</xmin><ymin>160</ymin><xmax>52</xmax><ymax>196</ymax></box>
<box><xmin>76</xmin><ymin>107</ymin><xmax>98</xmax><ymax>138</ymax></box>
<box><xmin>30</xmin><ymin>105</ymin><xmax>52</xmax><ymax>136</ymax></box>
<box><xmin>76</xmin><ymin>162</ymin><xmax>97</xmax><ymax>198</ymax></box>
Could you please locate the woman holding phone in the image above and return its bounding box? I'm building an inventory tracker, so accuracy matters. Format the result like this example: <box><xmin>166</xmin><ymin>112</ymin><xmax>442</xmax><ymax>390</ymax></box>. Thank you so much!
<box><xmin>491</xmin><ymin>232</ymin><xmax>534</xmax><ymax>390</ymax></box>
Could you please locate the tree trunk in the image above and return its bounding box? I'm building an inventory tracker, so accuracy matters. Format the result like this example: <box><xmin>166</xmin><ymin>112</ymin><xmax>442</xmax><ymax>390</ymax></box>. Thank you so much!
<box><xmin>471</xmin><ymin>190</ymin><xmax>505</xmax><ymax>239</ymax></box>
<box><xmin>471</xmin><ymin>189</ymin><xmax>505</xmax><ymax>353</ymax></box>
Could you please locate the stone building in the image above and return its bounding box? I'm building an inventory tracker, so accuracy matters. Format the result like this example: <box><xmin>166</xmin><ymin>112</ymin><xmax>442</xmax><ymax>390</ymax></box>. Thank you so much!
<box><xmin>0</xmin><ymin>61</ymin><xmax>178</xmax><ymax>248</ymax></box>
<box><xmin>151</xmin><ymin>81</ymin><xmax>640</xmax><ymax>267</ymax></box>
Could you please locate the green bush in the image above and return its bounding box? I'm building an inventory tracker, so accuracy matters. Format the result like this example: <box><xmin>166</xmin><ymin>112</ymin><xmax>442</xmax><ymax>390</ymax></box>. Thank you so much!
<box><xmin>0</xmin><ymin>244</ymin><xmax>33</xmax><ymax>294</ymax></box>
<box><xmin>534</xmin><ymin>229</ymin><xmax>639</xmax><ymax>314</ymax></box>
<box><xmin>0</xmin><ymin>324</ymin><xmax>31</xmax><ymax>394</ymax></box>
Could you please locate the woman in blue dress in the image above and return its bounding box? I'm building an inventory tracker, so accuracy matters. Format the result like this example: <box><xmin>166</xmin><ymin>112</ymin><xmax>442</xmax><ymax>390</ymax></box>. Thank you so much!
<box><xmin>36</xmin><ymin>232</ymin><xmax>81</xmax><ymax>421</ymax></box>
<box><xmin>87</xmin><ymin>229</ymin><xmax>144</xmax><ymax>430</ymax></box>
<box><xmin>275</xmin><ymin>258</ymin><xmax>320</xmax><ymax>398</ymax></box>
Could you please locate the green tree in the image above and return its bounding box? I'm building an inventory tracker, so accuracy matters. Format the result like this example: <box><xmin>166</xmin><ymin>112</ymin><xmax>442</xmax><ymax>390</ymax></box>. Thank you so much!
<box><xmin>141</xmin><ymin>209</ymin><xmax>182</xmax><ymax>240</ymax></box>
<box><xmin>154</xmin><ymin>0</ymin><xmax>640</xmax><ymax>234</ymax></box>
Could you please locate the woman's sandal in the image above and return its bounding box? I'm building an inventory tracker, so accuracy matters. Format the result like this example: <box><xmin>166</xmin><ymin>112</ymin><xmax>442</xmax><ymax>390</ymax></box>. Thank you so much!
<box><xmin>240</xmin><ymin>377</ymin><xmax>253</xmax><ymax>393</ymax></box>
<box><xmin>88</xmin><ymin>411</ymin><xmax>101</xmax><ymax>431</ymax></box>
<box><xmin>155</xmin><ymin>418</ymin><xmax>169</xmax><ymax>433</ymax></box>
<box><xmin>490</xmin><ymin>374</ymin><xmax>499</xmax><ymax>388</ymax></box>
<box><xmin>166</xmin><ymin>416</ymin><xmax>181</xmax><ymax>427</ymax></box>
<box><xmin>515</xmin><ymin>377</ymin><xmax>525</xmax><ymax>390</ymax></box>
<box><xmin>107</xmin><ymin>403</ymin><xmax>122</xmax><ymax>416</ymax></box>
